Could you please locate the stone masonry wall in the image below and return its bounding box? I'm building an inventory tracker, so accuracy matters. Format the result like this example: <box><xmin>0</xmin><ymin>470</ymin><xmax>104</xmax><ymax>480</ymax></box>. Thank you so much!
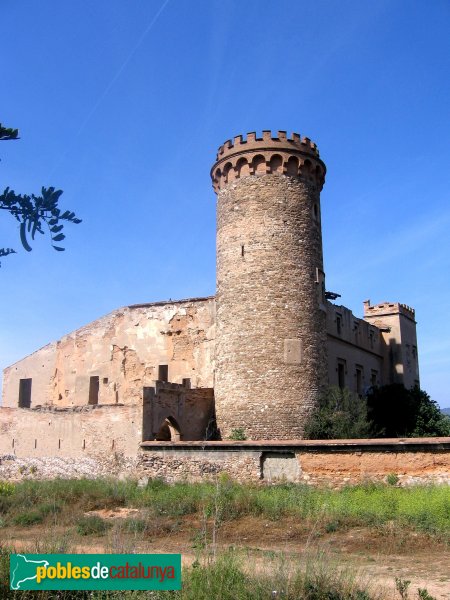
<box><xmin>139</xmin><ymin>439</ymin><xmax>450</xmax><ymax>487</ymax></box>
<box><xmin>213</xmin><ymin>135</ymin><xmax>328</xmax><ymax>439</ymax></box>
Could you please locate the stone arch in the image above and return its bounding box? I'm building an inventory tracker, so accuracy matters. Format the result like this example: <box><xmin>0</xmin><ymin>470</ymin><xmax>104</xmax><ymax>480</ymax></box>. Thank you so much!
<box><xmin>213</xmin><ymin>168</ymin><xmax>222</xmax><ymax>188</ymax></box>
<box><xmin>252</xmin><ymin>154</ymin><xmax>266</xmax><ymax>175</ymax></box>
<box><xmin>315</xmin><ymin>164</ymin><xmax>323</xmax><ymax>181</ymax></box>
<box><xmin>286</xmin><ymin>156</ymin><xmax>299</xmax><ymax>177</ymax></box>
<box><xmin>302</xmin><ymin>158</ymin><xmax>312</xmax><ymax>177</ymax></box>
<box><xmin>269</xmin><ymin>154</ymin><xmax>283</xmax><ymax>174</ymax></box>
<box><xmin>223</xmin><ymin>162</ymin><xmax>235</xmax><ymax>184</ymax></box>
<box><xmin>156</xmin><ymin>416</ymin><xmax>182</xmax><ymax>441</ymax></box>
<box><xmin>236</xmin><ymin>157</ymin><xmax>250</xmax><ymax>178</ymax></box>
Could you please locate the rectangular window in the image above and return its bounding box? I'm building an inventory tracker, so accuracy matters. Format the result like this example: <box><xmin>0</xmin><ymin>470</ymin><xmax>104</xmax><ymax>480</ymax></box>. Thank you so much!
<box><xmin>88</xmin><ymin>376</ymin><xmax>99</xmax><ymax>405</ymax></box>
<box><xmin>18</xmin><ymin>378</ymin><xmax>32</xmax><ymax>408</ymax></box>
<box><xmin>336</xmin><ymin>315</ymin><xmax>342</xmax><ymax>336</ymax></box>
<box><xmin>356</xmin><ymin>366</ymin><xmax>363</xmax><ymax>395</ymax></box>
<box><xmin>158</xmin><ymin>365</ymin><xmax>168</xmax><ymax>382</ymax></box>
<box><xmin>337</xmin><ymin>360</ymin><xmax>346</xmax><ymax>389</ymax></box>
<box><xmin>182</xmin><ymin>378</ymin><xmax>191</xmax><ymax>388</ymax></box>
<box><xmin>371</xmin><ymin>369</ymin><xmax>378</xmax><ymax>387</ymax></box>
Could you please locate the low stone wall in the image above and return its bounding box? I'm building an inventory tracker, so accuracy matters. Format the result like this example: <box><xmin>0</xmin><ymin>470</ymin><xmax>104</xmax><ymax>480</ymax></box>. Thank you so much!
<box><xmin>139</xmin><ymin>438</ymin><xmax>450</xmax><ymax>487</ymax></box>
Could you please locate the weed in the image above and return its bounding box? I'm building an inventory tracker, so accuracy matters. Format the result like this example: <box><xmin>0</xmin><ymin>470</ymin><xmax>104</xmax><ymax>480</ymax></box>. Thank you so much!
<box><xmin>122</xmin><ymin>517</ymin><xmax>147</xmax><ymax>533</ymax></box>
<box><xmin>229</xmin><ymin>428</ymin><xmax>247</xmax><ymax>440</ymax></box>
<box><xmin>0</xmin><ymin>481</ymin><xmax>14</xmax><ymax>496</ymax></box>
<box><xmin>417</xmin><ymin>589</ymin><xmax>437</xmax><ymax>600</ymax></box>
<box><xmin>387</xmin><ymin>473</ymin><xmax>399</xmax><ymax>486</ymax></box>
<box><xmin>395</xmin><ymin>577</ymin><xmax>411</xmax><ymax>600</ymax></box>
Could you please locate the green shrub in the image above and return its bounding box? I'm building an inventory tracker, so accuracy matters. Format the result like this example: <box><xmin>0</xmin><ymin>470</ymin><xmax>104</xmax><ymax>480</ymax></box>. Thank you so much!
<box><xmin>229</xmin><ymin>428</ymin><xmax>247</xmax><ymax>441</ymax></box>
<box><xmin>13</xmin><ymin>511</ymin><xmax>44</xmax><ymax>526</ymax></box>
<box><xmin>304</xmin><ymin>386</ymin><xmax>372</xmax><ymax>439</ymax></box>
<box><xmin>0</xmin><ymin>481</ymin><xmax>14</xmax><ymax>496</ymax></box>
<box><xmin>387</xmin><ymin>473</ymin><xmax>399</xmax><ymax>486</ymax></box>
<box><xmin>76</xmin><ymin>515</ymin><xmax>111</xmax><ymax>536</ymax></box>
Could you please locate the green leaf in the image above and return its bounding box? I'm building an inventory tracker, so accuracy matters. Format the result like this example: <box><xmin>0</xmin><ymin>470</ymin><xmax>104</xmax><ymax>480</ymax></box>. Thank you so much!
<box><xmin>20</xmin><ymin>222</ymin><xmax>32</xmax><ymax>252</ymax></box>
<box><xmin>51</xmin><ymin>233</ymin><xmax>65</xmax><ymax>242</ymax></box>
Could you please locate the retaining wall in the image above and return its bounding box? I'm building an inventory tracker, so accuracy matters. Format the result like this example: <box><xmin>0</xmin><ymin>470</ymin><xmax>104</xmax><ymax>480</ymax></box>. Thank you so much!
<box><xmin>139</xmin><ymin>438</ymin><xmax>450</xmax><ymax>486</ymax></box>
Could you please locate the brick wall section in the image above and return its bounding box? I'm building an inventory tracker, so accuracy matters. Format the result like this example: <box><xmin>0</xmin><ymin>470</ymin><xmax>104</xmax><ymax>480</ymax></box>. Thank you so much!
<box><xmin>212</xmin><ymin>131</ymin><xmax>328</xmax><ymax>439</ymax></box>
<box><xmin>139</xmin><ymin>439</ymin><xmax>450</xmax><ymax>487</ymax></box>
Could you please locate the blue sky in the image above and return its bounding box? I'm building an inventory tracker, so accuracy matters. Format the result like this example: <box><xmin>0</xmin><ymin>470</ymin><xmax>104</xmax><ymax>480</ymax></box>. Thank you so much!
<box><xmin>1</xmin><ymin>1</ymin><xmax>449</xmax><ymax>406</ymax></box>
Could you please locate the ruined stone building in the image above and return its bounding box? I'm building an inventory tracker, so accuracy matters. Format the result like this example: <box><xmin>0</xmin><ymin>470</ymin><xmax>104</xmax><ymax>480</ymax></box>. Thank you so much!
<box><xmin>1</xmin><ymin>131</ymin><xmax>420</xmax><ymax>448</ymax></box>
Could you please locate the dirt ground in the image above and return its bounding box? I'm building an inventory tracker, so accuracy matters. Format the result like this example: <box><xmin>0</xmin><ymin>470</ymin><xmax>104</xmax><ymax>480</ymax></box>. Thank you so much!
<box><xmin>2</xmin><ymin>511</ymin><xmax>449</xmax><ymax>599</ymax></box>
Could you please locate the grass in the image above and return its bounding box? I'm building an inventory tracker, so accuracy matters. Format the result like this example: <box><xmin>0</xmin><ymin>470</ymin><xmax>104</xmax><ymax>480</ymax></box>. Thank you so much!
<box><xmin>0</xmin><ymin>477</ymin><xmax>449</xmax><ymax>538</ymax></box>
<box><xmin>0</xmin><ymin>478</ymin><xmax>447</xmax><ymax>598</ymax></box>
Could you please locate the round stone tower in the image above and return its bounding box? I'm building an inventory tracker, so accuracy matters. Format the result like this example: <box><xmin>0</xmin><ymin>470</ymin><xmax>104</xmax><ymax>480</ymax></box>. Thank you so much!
<box><xmin>211</xmin><ymin>130</ymin><xmax>328</xmax><ymax>440</ymax></box>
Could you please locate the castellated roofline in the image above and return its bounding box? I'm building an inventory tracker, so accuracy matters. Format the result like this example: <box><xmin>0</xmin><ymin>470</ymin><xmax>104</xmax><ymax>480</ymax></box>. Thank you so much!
<box><xmin>211</xmin><ymin>130</ymin><xmax>326</xmax><ymax>193</ymax></box>
<box><xmin>363</xmin><ymin>300</ymin><xmax>416</xmax><ymax>322</ymax></box>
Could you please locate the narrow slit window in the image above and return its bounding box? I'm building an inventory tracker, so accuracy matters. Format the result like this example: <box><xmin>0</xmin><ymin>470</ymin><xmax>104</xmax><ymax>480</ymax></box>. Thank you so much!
<box><xmin>337</xmin><ymin>361</ymin><xmax>346</xmax><ymax>389</ymax></box>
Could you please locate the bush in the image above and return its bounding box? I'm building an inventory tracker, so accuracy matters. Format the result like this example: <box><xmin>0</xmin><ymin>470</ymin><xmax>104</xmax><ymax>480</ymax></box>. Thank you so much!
<box><xmin>367</xmin><ymin>385</ymin><xmax>450</xmax><ymax>438</ymax></box>
<box><xmin>304</xmin><ymin>386</ymin><xmax>372</xmax><ymax>439</ymax></box>
<box><xmin>76</xmin><ymin>515</ymin><xmax>111</xmax><ymax>536</ymax></box>
<box><xmin>13</xmin><ymin>511</ymin><xmax>44</xmax><ymax>526</ymax></box>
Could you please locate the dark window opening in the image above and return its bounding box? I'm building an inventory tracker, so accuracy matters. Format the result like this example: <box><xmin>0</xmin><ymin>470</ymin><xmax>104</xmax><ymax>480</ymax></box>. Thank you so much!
<box><xmin>18</xmin><ymin>378</ymin><xmax>32</xmax><ymax>408</ymax></box>
<box><xmin>182</xmin><ymin>378</ymin><xmax>191</xmax><ymax>388</ymax></box>
<box><xmin>241</xmin><ymin>245</ymin><xmax>245</xmax><ymax>257</ymax></box>
<box><xmin>158</xmin><ymin>365</ymin><xmax>169</xmax><ymax>382</ymax></box>
<box><xmin>337</xmin><ymin>361</ymin><xmax>346</xmax><ymax>389</ymax></box>
<box><xmin>103</xmin><ymin>377</ymin><xmax>108</xmax><ymax>384</ymax></box>
<box><xmin>371</xmin><ymin>370</ymin><xmax>378</xmax><ymax>387</ymax></box>
<box><xmin>336</xmin><ymin>315</ymin><xmax>342</xmax><ymax>336</ymax></box>
<box><xmin>88</xmin><ymin>376</ymin><xmax>99</xmax><ymax>405</ymax></box>
<box><xmin>356</xmin><ymin>367</ymin><xmax>363</xmax><ymax>396</ymax></box>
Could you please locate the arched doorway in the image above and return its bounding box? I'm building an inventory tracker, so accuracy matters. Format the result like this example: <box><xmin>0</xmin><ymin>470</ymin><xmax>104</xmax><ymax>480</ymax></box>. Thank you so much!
<box><xmin>155</xmin><ymin>416</ymin><xmax>182</xmax><ymax>441</ymax></box>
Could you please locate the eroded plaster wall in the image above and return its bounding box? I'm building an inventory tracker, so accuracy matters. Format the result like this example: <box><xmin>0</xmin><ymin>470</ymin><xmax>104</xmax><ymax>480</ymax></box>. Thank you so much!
<box><xmin>0</xmin><ymin>404</ymin><xmax>142</xmax><ymax>480</ymax></box>
<box><xmin>2</xmin><ymin>297</ymin><xmax>215</xmax><ymax>409</ymax></box>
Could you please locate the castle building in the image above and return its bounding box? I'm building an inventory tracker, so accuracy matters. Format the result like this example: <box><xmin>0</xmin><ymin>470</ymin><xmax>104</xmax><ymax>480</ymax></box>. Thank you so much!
<box><xmin>1</xmin><ymin>131</ymin><xmax>420</xmax><ymax>442</ymax></box>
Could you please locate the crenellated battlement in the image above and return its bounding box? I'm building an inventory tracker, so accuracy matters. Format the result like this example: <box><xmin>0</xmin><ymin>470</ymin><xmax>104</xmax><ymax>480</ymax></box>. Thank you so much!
<box><xmin>216</xmin><ymin>130</ymin><xmax>320</xmax><ymax>160</ymax></box>
<box><xmin>211</xmin><ymin>130</ymin><xmax>326</xmax><ymax>192</ymax></box>
<box><xmin>364</xmin><ymin>301</ymin><xmax>416</xmax><ymax>321</ymax></box>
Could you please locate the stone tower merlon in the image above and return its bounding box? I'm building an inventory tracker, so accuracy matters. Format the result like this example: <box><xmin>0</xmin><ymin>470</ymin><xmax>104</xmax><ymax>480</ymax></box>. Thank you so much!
<box><xmin>211</xmin><ymin>130</ymin><xmax>328</xmax><ymax>440</ymax></box>
<box><xmin>211</xmin><ymin>130</ymin><xmax>326</xmax><ymax>193</ymax></box>
<box><xmin>363</xmin><ymin>300</ymin><xmax>420</xmax><ymax>389</ymax></box>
